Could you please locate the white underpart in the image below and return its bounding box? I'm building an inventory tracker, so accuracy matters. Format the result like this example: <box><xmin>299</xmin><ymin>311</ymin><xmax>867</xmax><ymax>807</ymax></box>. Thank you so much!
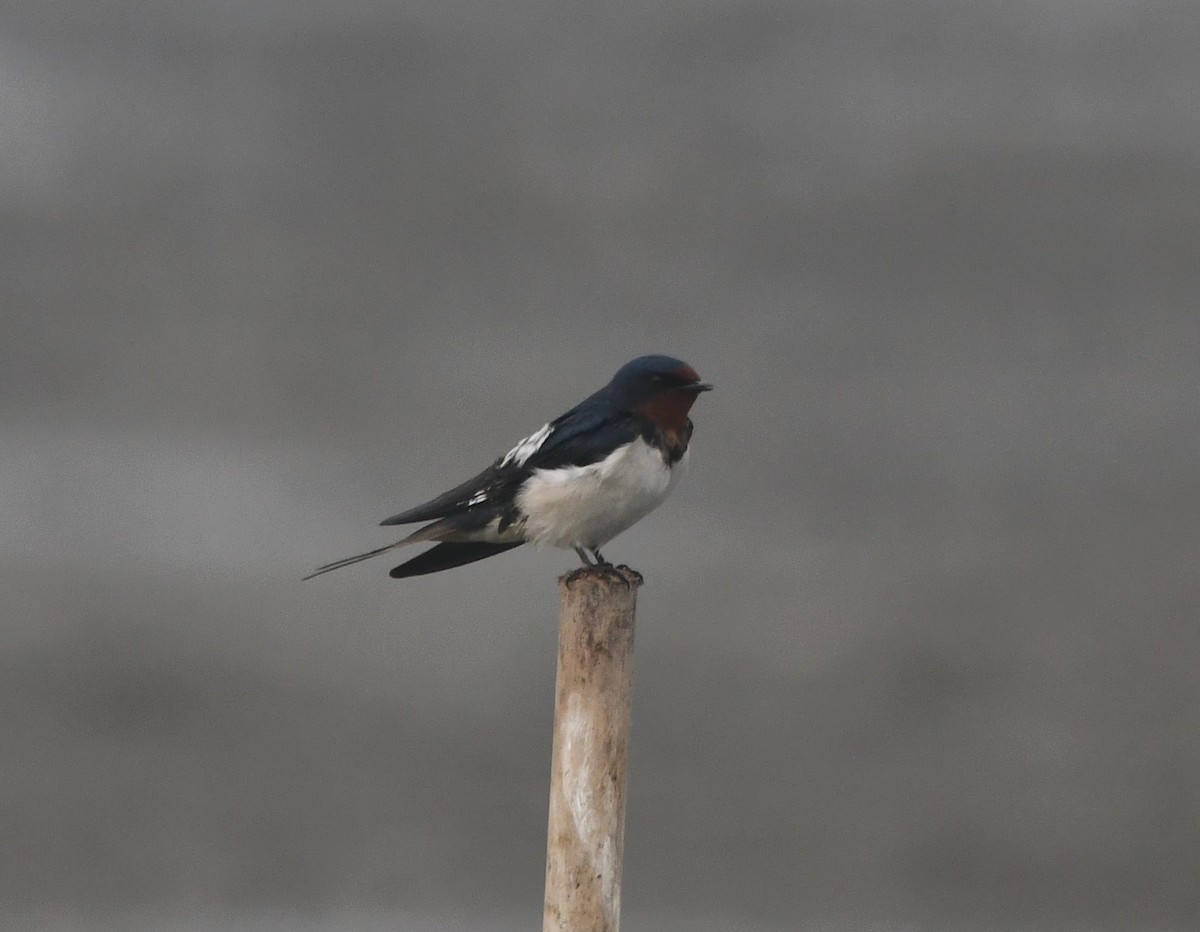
<box><xmin>516</xmin><ymin>437</ymin><xmax>686</xmax><ymax>550</ymax></box>
<box><xmin>499</xmin><ymin>421</ymin><xmax>554</xmax><ymax>468</ymax></box>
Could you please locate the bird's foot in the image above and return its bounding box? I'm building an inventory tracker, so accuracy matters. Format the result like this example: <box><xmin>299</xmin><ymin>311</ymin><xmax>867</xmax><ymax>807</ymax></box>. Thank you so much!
<box><xmin>573</xmin><ymin>546</ymin><xmax>612</xmax><ymax>567</ymax></box>
<box><xmin>566</xmin><ymin>546</ymin><xmax>639</xmax><ymax>586</ymax></box>
<box><xmin>613</xmin><ymin>564</ymin><xmax>644</xmax><ymax>586</ymax></box>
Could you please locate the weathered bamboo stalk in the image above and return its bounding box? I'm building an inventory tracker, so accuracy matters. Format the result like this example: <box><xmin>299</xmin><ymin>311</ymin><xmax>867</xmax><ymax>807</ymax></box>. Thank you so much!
<box><xmin>543</xmin><ymin>566</ymin><xmax>643</xmax><ymax>932</ymax></box>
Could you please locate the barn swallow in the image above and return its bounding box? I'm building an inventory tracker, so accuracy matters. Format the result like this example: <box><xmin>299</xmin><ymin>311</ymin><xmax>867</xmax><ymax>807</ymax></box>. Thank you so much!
<box><xmin>304</xmin><ymin>355</ymin><xmax>711</xmax><ymax>580</ymax></box>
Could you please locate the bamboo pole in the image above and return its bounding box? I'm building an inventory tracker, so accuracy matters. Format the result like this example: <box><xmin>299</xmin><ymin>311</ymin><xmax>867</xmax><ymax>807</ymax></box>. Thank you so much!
<box><xmin>543</xmin><ymin>566</ymin><xmax>644</xmax><ymax>932</ymax></box>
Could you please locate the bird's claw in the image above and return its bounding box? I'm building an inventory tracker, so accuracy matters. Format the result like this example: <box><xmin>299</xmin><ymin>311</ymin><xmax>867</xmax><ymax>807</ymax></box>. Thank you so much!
<box><xmin>563</xmin><ymin>563</ymin><xmax>643</xmax><ymax>588</ymax></box>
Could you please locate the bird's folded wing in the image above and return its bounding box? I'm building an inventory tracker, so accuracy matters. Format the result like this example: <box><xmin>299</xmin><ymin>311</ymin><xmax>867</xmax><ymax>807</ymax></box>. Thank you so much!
<box><xmin>520</xmin><ymin>408</ymin><xmax>642</xmax><ymax>471</ymax></box>
<box><xmin>379</xmin><ymin>463</ymin><xmax>514</xmax><ymax>525</ymax></box>
<box><xmin>379</xmin><ymin>405</ymin><xmax>641</xmax><ymax>526</ymax></box>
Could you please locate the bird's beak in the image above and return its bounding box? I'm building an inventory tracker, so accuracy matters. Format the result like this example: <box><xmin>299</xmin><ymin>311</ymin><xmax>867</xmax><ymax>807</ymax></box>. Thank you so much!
<box><xmin>681</xmin><ymin>380</ymin><xmax>713</xmax><ymax>392</ymax></box>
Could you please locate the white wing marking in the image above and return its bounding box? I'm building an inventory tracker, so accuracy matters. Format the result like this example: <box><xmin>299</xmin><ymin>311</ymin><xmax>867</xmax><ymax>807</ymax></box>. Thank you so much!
<box><xmin>499</xmin><ymin>422</ymin><xmax>554</xmax><ymax>468</ymax></box>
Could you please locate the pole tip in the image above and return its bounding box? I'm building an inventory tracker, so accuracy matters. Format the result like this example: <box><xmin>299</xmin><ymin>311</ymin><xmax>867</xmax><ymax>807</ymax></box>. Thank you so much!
<box><xmin>560</xmin><ymin>564</ymin><xmax>644</xmax><ymax>590</ymax></box>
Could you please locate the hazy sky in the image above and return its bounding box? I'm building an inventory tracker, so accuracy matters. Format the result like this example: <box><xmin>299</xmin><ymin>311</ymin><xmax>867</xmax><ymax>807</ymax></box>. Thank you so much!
<box><xmin>4</xmin><ymin>2</ymin><xmax>1199</xmax><ymax>930</ymax></box>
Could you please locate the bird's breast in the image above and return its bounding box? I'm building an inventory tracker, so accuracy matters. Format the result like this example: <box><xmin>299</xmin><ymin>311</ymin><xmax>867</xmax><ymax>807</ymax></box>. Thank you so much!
<box><xmin>515</xmin><ymin>437</ymin><xmax>685</xmax><ymax>549</ymax></box>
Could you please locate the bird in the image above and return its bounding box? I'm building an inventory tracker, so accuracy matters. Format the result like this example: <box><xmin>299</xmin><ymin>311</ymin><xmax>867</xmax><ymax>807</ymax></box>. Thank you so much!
<box><xmin>303</xmin><ymin>355</ymin><xmax>712</xmax><ymax>580</ymax></box>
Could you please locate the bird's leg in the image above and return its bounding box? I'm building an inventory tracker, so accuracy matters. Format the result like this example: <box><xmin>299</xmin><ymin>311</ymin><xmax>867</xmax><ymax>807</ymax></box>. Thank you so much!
<box><xmin>589</xmin><ymin>547</ymin><xmax>612</xmax><ymax>567</ymax></box>
<box><xmin>573</xmin><ymin>546</ymin><xmax>595</xmax><ymax>566</ymax></box>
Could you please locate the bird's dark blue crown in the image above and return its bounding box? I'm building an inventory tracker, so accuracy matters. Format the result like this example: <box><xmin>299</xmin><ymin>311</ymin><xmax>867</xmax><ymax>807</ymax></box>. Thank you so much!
<box><xmin>605</xmin><ymin>355</ymin><xmax>709</xmax><ymax>406</ymax></box>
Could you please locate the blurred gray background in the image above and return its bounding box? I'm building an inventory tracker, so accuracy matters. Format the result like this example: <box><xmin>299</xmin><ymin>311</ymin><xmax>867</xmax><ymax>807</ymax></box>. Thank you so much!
<box><xmin>4</xmin><ymin>1</ymin><xmax>1199</xmax><ymax>930</ymax></box>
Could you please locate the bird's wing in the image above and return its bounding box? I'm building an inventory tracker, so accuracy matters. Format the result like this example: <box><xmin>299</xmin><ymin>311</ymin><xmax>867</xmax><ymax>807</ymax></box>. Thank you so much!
<box><xmin>521</xmin><ymin>406</ymin><xmax>643</xmax><ymax>471</ymax></box>
<box><xmin>378</xmin><ymin>460</ymin><xmax>520</xmax><ymax>525</ymax></box>
<box><xmin>379</xmin><ymin>404</ymin><xmax>642</xmax><ymax>526</ymax></box>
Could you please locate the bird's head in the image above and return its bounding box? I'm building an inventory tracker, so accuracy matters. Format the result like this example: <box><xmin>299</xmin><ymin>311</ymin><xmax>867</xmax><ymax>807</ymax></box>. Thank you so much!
<box><xmin>607</xmin><ymin>355</ymin><xmax>712</xmax><ymax>431</ymax></box>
